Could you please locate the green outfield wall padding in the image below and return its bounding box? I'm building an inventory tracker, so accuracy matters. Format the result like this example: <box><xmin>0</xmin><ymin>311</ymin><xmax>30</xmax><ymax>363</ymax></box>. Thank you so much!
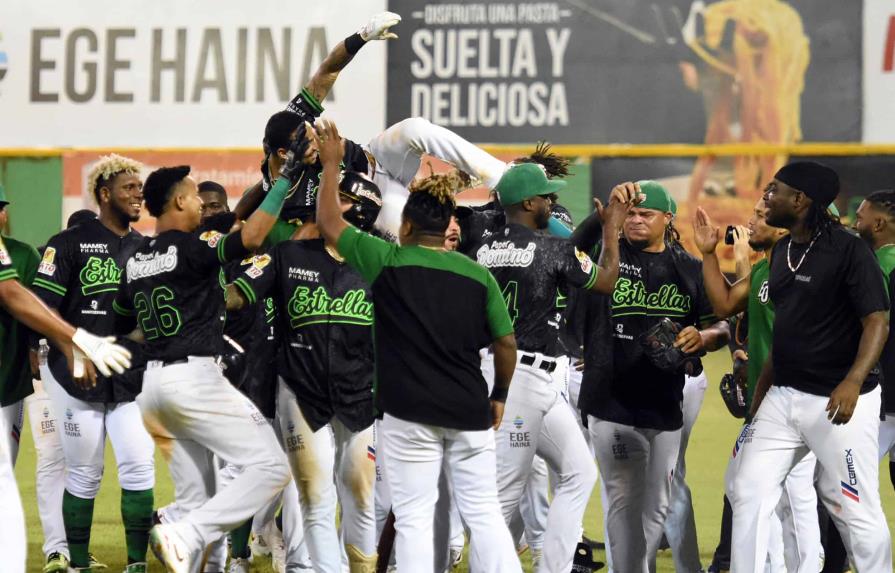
<box><xmin>1</xmin><ymin>158</ymin><xmax>63</xmax><ymax>248</ymax></box>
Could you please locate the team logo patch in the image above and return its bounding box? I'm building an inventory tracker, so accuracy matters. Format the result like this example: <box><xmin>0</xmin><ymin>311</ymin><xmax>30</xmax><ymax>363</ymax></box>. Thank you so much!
<box><xmin>0</xmin><ymin>238</ymin><xmax>10</xmax><ymax>266</ymax></box>
<box><xmin>199</xmin><ymin>231</ymin><xmax>223</xmax><ymax>247</ymax></box>
<box><xmin>367</xmin><ymin>445</ymin><xmax>376</xmax><ymax>461</ymax></box>
<box><xmin>38</xmin><ymin>247</ymin><xmax>57</xmax><ymax>275</ymax></box>
<box><xmin>575</xmin><ymin>247</ymin><xmax>594</xmax><ymax>274</ymax></box>
<box><xmin>841</xmin><ymin>481</ymin><xmax>860</xmax><ymax>503</ymax></box>
<box><xmin>244</xmin><ymin>254</ymin><xmax>271</xmax><ymax>279</ymax></box>
<box><xmin>42</xmin><ymin>407</ymin><xmax>50</xmax><ymax>419</ymax></box>
<box><xmin>65</xmin><ymin>408</ymin><xmax>73</xmax><ymax>420</ymax></box>
<box><xmin>513</xmin><ymin>416</ymin><xmax>524</xmax><ymax>429</ymax></box>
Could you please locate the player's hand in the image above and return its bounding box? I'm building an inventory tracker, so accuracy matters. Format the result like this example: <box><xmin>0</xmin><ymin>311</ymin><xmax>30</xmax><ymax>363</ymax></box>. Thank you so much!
<box><xmin>280</xmin><ymin>129</ymin><xmax>312</xmax><ymax>184</ymax></box>
<box><xmin>29</xmin><ymin>349</ymin><xmax>40</xmax><ymax>379</ymax></box>
<box><xmin>490</xmin><ymin>399</ymin><xmax>506</xmax><ymax>430</ymax></box>
<box><xmin>693</xmin><ymin>206</ymin><xmax>721</xmax><ymax>254</ymax></box>
<box><xmin>826</xmin><ymin>378</ymin><xmax>862</xmax><ymax>425</ymax></box>
<box><xmin>673</xmin><ymin>325</ymin><xmax>705</xmax><ymax>354</ymax></box>
<box><xmin>573</xmin><ymin>358</ymin><xmax>585</xmax><ymax>372</ymax></box>
<box><xmin>310</xmin><ymin>119</ymin><xmax>344</xmax><ymax>167</ymax></box>
<box><xmin>608</xmin><ymin>181</ymin><xmax>642</xmax><ymax>206</ymax></box>
<box><xmin>593</xmin><ymin>198</ymin><xmax>604</xmax><ymax>224</ymax></box>
<box><xmin>359</xmin><ymin>11</ymin><xmax>401</xmax><ymax>41</ymax></box>
<box><xmin>732</xmin><ymin>224</ymin><xmax>751</xmax><ymax>263</ymax></box>
<box><xmin>72</xmin><ymin>328</ymin><xmax>132</xmax><ymax>378</ymax></box>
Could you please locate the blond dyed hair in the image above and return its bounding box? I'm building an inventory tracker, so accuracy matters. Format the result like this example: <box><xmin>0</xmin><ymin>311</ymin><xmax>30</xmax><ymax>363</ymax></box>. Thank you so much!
<box><xmin>86</xmin><ymin>154</ymin><xmax>143</xmax><ymax>201</ymax></box>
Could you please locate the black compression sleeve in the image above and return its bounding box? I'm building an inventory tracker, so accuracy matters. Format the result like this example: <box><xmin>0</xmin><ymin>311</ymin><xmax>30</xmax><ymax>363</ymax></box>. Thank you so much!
<box><xmin>344</xmin><ymin>33</ymin><xmax>367</xmax><ymax>55</ymax></box>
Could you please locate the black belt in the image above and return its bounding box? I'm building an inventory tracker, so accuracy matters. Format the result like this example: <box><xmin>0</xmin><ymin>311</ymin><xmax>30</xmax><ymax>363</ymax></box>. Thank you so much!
<box><xmin>520</xmin><ymin>353</ymin><xmax>556</xmax><ymax>373</ymax></box>
<box><xmin>161</xmin><ymin>358</ymin><xmax>190</xmax><ymax>367</ymax></box>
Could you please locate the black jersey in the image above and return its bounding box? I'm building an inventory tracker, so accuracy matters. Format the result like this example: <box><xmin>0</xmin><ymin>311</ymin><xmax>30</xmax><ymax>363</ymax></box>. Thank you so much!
<box><xmin>261</xmin><ymin>141</ymin><xmax>370</xmax><ymax>223</ymax></box>
<box><xmin>223</xmin><ymin>256</ymin><xmax>278</xmax><ymax>418</ymax></box>
<box><xmin>114</xmin><ymin>229</ymin><xmax>250</xmax><ymax>362</ymax></box>
<box><xmin>456</xmin><ymin>202</ymin><xmax>505</xmax><ymax>258</ymax></box>
<box><xmin>475</xmin><ymin>224</ymin><xmax>596</xmax><ymax>356</ymax></box>
<box><xmin>32</xmin><ymin>218</ymin><xmax>146</xmax><ymax>402</ymax></box>
<box><xmin>233</xmin><ymin>239</ymin><xmax>375</xmax><ymax>432</ymax></box>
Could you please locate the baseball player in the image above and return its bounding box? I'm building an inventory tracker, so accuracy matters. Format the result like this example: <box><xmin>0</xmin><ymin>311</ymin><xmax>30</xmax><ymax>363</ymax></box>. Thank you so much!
<box><xmin>474</xmin><ymin>163</ymin><xmax>632</xmax><ymax>572</ymax></box>
<box><xmin>577</xmin><ymin>181</ymin><xmax>729</xmax><ymax>573</ymax></box>
<box><xmin>695</xmin><ymin>199</ymin><xmax>822</xmax><ymax>572</ymax></box>
<box><xmin>31</xmin><ymin>154</ymin><xmax>156</xmax><ymax>573</ymax></box>
<box><xmin>852</xmin><ymin>190</ymin><xmax>895</xmax><ymax>483</ymax></box>
<box><xmin>0</xmin><ymin>224</ymin><xmax>132</xmax><ymax>573</ymax></box>
<box><xmin>113</xmin><ymin>160</ymin><xmax>301</xmax><ymax>572</ymax></box>
<box><xmin>313</xmin><ymin>118</ymin><xmax>522</xmax><ymax>572</ymax></box>
<box><xmin>226</xmin><ymin>171</ymin><xmax>383</xmax><ymax>572</ymax></box>
<box><xmin>718</xmin><ymin>162</ymin><xmax>891</xmax><ymax>572</ymax></box>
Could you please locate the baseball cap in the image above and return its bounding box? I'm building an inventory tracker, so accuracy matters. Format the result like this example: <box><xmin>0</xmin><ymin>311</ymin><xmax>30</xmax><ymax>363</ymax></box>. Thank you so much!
<box><xmin>636</xmin><ymin>180</ymin><xmax>674</xmax><ymax>213</ymax></box>
<box><xmin>774</xmin><ymin>161</ymin><xmax>840</xmax><ymax>207</ymax></box>
<box><xmin>0</xmin><ymin>184</ymin><xmax>8</xmax><ymax>207</ymax></box>
<box><xmin>495</xmin><ymin>163</ymin><xmax>566</xmax><ymax>206</ymax></box>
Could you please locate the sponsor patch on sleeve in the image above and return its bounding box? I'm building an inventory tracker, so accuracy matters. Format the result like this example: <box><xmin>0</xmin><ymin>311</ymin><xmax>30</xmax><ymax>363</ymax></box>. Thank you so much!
<box><xmin>38</xmin><ymin>246</ymin><xmax>57</xmax><ymax>275</ymax></box>
<box><xmin>0</xmin><ymin>237</ymin><xmax>11</xmax><ymax>266</ymax></box>
<box><xmin>575</xmin><ymin>247</ymin><xmax>594</xmax><ymax>274</ymax></box>
<box><xmin>199</xmin><ymin>231</ymin><xmax>223</xmax><ymax>248</ymax></box>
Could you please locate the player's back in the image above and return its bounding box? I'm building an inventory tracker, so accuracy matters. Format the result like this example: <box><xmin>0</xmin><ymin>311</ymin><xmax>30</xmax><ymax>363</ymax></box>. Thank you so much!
<box><xmin>118</xmin><ymin>230</ymin><xmax>227</xmax><ymax>361</ymax></box>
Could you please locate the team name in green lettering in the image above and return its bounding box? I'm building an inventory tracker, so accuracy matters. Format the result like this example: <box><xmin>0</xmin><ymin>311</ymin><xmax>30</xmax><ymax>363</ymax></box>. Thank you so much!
<box><xmin>612</xmin><ymin>278</ymin><xmax>691</xmax><ymax>315</ymax></box>
<box><xmin>79</xmin><ymin>257</ymin><xmax>122</xmax><ymax>296</ymax></box>
<box><xmin>288</xmin><ymin>286</ymin><xmax>373</xmax><ymax>328</ymax></box>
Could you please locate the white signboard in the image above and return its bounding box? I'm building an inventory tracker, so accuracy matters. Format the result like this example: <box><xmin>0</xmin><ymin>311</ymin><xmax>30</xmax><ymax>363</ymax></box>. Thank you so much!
<box><xmin>864</xmin><ymin>0</ymin><xmax>895</xmax><ymax>143</ymax></box>
<box><xmin>0</xmin><ymin>0</ymin><xmax>387</xmax><ymax>147</ymax></box>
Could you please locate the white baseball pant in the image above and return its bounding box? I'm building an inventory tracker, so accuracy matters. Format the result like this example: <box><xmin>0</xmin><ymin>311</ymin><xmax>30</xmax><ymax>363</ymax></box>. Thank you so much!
<box><xmin>589</xmin><ymin>417</ymin><xmax>681</xmax><ymax>573</ymax></box>
<box><xmin>25</xmin><ymin>379</ymin><xmax>68</xmax><ymax>558</ymax></box>
<box><xmin>514</xmin><ymin>455</ymin><xmax>549</xmax><ymax>553</ymax></box>
<box><xmin>434</xmin><ymin>461</ymin><xmax>468</xmax><ymax>572</ymax></box>
<box><xmin>493</xmin><ymin>354</ymin><xmax>597</xmax><ymax>573</ymax></box>
<box><xmin>41</xmin><ymin>365</ymin><xmax>155</xmax><ymax>498</ymax></box>
<box><xmin>731</xmin><ymin>385</ymin><xmax>891</xmax><ymax>572</ymax></box>
<box><xmin>365</xmin><ymin>117</ymin><xmax>508</xmax><ymax>239</ymax></box>
<box><xmin>663</xmin><ymin>372</ymin><xmax>707</xmax><ymax>573</ymax></box>
<box><xmin>380</xmin><ymin>413</ymin><xmax>521</xmax><ymax>573</ymax></box>
<box><xmin>725</xmin><ymin>421</ymin><xmax>821</xmax><ymax>573</ymax></box>
<box><xmin>0</xmin><ymin>414</ymin><xmax>26</xmax><ymax>573</ymax></box>
<box><xmin>137</xmin><ymin>357</ymin><xmax>290</xmax><ymax>561</ymax></box>
<box><xmin>0</xmin><ymin>400</ymin><xmax>23</xmax><ymax>464</ymax></box>
<box><xmin>277</xmin><ymin>380</ymin><xmax>377</xmax><ymax>572</ymax></box>
<box><xmin>878</xmin><ymin>412</ymin><xmax>895</xmax><ymax>461</ymax></box>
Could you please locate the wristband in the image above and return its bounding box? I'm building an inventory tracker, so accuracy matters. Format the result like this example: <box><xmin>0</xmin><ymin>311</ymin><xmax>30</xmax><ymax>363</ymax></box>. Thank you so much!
<box><xmin>490</xmin><ymin>386</ymin><xmax>509</xmax><ymax>403</ymax></box>
<box><xmin>344</xmin><ymin>33</ymin><xmax>367</xmax><ymax>55</ymax></box>
<box><xmin>259</xmin><ymin>177</ymin><xmax>291</xmax><ymax>216</ymax></box>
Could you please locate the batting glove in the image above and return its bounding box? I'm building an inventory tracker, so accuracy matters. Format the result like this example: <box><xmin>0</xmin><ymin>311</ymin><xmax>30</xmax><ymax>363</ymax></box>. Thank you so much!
<box><xmin>72</xmin><ymin>328</ymin><xmax>132</xmax><ymax>377</ymax></box>
<box><xmin>359</xmin><ymin>12</ymin><xmax>401</xmax><ymax>41</ymax></box>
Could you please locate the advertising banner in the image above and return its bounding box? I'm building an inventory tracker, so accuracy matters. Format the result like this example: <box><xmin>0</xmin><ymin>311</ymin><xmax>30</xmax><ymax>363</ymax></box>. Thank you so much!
<box><xmin>387</xmin><ymin>0</ymin><xmax>862</xmax><ymax>148</ymax></box>
<box><xmin>863</xmin><ymin>0</ymin><xmax>895</xmax><ymax>143</ymax></box>
<box><xmin>0</xmin><ymin>0</ymin><xmax>388</xmax><ymax>147</ymax></box>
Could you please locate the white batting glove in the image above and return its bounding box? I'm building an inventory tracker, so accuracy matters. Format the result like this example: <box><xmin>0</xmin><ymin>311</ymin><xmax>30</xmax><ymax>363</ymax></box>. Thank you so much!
<box><xmin>72</xmin><ymin>328</ymin><xmax>132</xmax><ymax>377</ymax></box>
<box><xmin>359</xmin><ymin>11</ymin><xmax>401</xmax><ymax>41</ymax></box>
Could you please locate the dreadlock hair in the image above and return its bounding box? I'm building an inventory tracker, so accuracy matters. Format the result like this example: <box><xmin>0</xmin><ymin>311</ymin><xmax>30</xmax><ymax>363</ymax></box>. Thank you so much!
<box><xmin>514</xmin><ymin>141</ymin><xmax>570</xmax><ymax>179</ymax></box>
<box><xmin>865</xmin><ymin>190</ymin><xmax>895</xmax><ymax>219</ymax></box>
<box><xmin>144</xmin><ymin>165</ymin><xmax>191</xmax><ymax>217</ymax></box>
<box><xmin>664</xmin><ymin>220</ymin><xmax>683</xmax><ymax>247</ymax></box>
<box><xmin>404</xmin><ymin>172</ymin><xmax>459</xmax><ymax>235</ymax></box>
<box><xmin>805</xmin><ymin>199</ymin><xmax>842</xmax><ymax>238</ymax></box>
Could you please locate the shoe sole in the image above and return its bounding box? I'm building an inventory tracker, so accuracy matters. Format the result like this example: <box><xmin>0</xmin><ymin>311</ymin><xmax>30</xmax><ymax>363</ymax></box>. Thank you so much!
<box><xmin>149</xmin><ymin>528</ymin><xmax>190</xmax><ymax>573</ymax></box>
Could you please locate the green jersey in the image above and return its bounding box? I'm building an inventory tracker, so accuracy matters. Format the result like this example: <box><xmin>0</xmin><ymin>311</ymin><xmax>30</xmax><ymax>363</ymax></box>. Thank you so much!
<box><xmin>0</xmin><ymin>235</ymin><xmax>41</xmax><ymax>406</ymax></box>
<box><xmin>875</xmin><ymin>244</ymin><xmax>895</xmax><ymax>413</ymax></box>
<box><xmin>746</xmin><ymin>258</ymin><xmax>773</xmax><ymax>408</ymax></box>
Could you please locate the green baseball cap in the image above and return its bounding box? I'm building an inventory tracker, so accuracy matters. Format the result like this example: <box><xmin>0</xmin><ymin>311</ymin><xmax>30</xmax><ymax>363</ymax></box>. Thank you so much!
<box><xmin>0</xmin><ymin>184</ymin><xmax>8</xmax><ymax>207</ymax></box>
<box><xmin>669</xmin><ymin>196</ymin><xmax>678</xmax><ymax>217</ymax></box>
<box><xmin>496</xmin><ymin>163</ymin><xmax>567</xmax><ymax>206</ymax></box>
<box><xmin>636</xmin><ymin>180</ymin><xmax>673</xmax><ymax>213</ymax></box>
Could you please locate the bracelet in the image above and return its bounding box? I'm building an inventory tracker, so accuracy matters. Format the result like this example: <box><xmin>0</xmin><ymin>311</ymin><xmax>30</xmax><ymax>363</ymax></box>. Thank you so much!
<box><xmin>344</xmin><ymin>33</ymin><xmax>367</xmax><ymax>55</ymax></box>
<box><xmin>490</xmin><ymin>386</ymin><xmax>509</xmax><ymax>403</ymax></box>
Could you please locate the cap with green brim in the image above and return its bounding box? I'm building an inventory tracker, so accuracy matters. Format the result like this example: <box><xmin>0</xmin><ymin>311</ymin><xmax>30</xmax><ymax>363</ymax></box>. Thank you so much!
<box><xmin>636</xmin><ymin>180</ymin><xmax>673</xmax><ymax>213</ymax></box>
<box><xmin>496</xmin><ymin>163</ymin><xmax>566</xmax><ymax>206</ymax></box>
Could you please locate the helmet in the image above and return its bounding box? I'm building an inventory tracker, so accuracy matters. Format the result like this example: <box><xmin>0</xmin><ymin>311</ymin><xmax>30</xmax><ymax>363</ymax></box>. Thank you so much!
<box><xmin>340</xmin><ymin>172</ymin><xmax>382</xmax><ymax>232</ymax></box>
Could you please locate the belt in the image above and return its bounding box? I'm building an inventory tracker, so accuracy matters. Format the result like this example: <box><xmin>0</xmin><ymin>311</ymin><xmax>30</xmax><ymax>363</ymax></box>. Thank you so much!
<box><xmin>148</xmin><ymin>356</ymin><xmax>208</xmax><ymax>369</ymax></box>
<box><xmin>520</xmin><ymin>353</ymin><xmax>557</xmax><ymax>373</ymax></box>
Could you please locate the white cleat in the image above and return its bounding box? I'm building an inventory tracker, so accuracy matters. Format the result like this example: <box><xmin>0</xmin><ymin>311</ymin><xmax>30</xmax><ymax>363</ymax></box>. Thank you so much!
<box><xmin>250</xmin><ymin>532</ymin><xmax>271</xmax><ymax>558</ymax></box>
<box><xmin>226</xmin><ymin>558</ymin><xmax>249</xmax><ymax>573</ymax></box>
<box><xmin>267</xmin><ymin>524</ymin><xmax>286</xmax><ymax>573</ymax></box>
<box><xmin>149</xmin><ymin>524</ymin><xmax>192</xmax><ymax>573</ymax></box>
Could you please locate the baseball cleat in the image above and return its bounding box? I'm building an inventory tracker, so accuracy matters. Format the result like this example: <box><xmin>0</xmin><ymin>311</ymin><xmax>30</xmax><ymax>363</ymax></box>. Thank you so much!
<box><xmin>42</xmin><ymin>552</ymin><xmax>69</xmax><ymax>573</ymax></box>
<box><xmin>89</xmin><ymin>554</ymin><xmax>108</xmax><ymax>569</ymax></box>
<box><xmin>250</xmin><ymin>531</ymin><xmax>271</xmax><ymax>557</ymax></box>
<box><xmin>226</xmin><ymin>558</ymin><xmax>249</xmax><ymax>573</ymax></box>
<box><xmin>149</xmin><ymin>524</ymin><xmax>192</xmax><ymax>573</ymax></box>
<box><xmin>123</xmin><ymin>563</ymin><xmax>147</xmax><ymax>573</ymax></box>
<box><xmin>449</xmin><ymin>546</ymin><xmax>463</xmax><ymax>568</ymax></box>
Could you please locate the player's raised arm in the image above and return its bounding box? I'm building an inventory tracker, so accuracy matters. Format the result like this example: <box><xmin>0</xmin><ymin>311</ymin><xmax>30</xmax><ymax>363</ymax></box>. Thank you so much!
<box><xmin>589</xmin><ymin>183</ymin><xmax>638</xmax><ymax>293</ymax></box>
<box><xmin>693</xmin><ymin>206</ymin><xmax>749</xmax><ymax>318</ymax></box>
<box><xmin>302</xmin><ymin>12</ymin><xmax>401</xmax><ymax>105</ymax></box>
<box><xmin>313</xmin><ymin>120</ymin><xmax>350</xmax><ymax>245</ymax></box>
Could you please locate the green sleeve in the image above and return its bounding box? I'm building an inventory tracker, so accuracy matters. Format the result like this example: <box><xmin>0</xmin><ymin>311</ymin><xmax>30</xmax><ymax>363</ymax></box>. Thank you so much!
<box><xmin>484</xmin><ymin>271</ymin><xmax>514</xmax><ymax>339</ymax></box>
<box><xmin>337</xmin><ymin>226</ymin><xmax>395</xmax><ymax>284</ymax></box>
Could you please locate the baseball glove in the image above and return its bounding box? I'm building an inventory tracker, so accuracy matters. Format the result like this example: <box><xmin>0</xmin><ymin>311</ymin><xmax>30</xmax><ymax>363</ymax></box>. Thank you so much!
<box><xmin>639</xmin><ymin>318</ymin><xmax>705</xmax><ymax>376</ymax></box>
<box><xmin>719</xmin><ymin>373</ymin><xmax>748</xmax><ymax>418</ymax></box>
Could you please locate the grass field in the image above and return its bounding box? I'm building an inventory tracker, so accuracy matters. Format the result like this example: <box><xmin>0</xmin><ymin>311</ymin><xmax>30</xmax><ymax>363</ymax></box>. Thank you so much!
<box><xmin>14</xmin><ymin>352</ymin><xmax>895</xmax><ymax>572</ymax></box>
